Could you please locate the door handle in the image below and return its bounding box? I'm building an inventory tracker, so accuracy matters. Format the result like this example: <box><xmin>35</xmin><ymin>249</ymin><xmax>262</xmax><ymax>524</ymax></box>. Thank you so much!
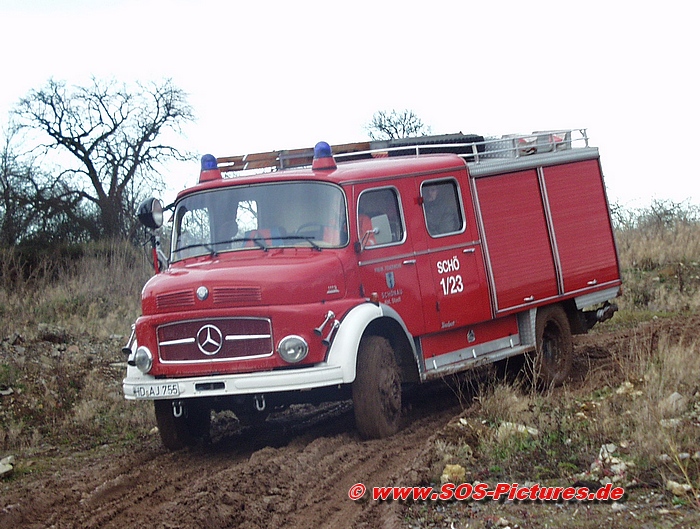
<box><xmin>523</xmin><ymin>295</ymin><xmax>535</xmax><ymax>302</ymax></box>
<box><xmin>403</xmin><ymin>259</ymin><xmax>416</xmax><ymax>265</ymax></box>
<box><xmin>463</xmin><ymin>248</ymin><xmax>476</xmax><ymax>254</ymax></box>
<box><xmin>587</xmin><ymin>279</ymin><xmax>598</xmax><ymax>286</ymax></box>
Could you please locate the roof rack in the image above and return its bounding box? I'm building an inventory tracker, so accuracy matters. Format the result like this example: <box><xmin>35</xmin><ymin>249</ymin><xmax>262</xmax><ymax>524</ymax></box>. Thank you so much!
<box><xmin>216</xmin><ymin>129</ymin><xmax>590</xmax><ymax>174</ymax></box>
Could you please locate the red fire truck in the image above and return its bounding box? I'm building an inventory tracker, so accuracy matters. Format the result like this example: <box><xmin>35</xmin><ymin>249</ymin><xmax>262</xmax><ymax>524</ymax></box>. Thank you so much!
<box><xmin>125</xmin><ymin>129</ymin><xmax>620</xmax><ymax>449</ymax></box>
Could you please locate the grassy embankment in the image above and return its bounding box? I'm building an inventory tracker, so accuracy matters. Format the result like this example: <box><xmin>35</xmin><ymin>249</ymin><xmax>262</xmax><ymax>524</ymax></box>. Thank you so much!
<box><xmin>0</xmin><ymin>241</ymin><xmax>154</xmax><ymax>451</ymax></box>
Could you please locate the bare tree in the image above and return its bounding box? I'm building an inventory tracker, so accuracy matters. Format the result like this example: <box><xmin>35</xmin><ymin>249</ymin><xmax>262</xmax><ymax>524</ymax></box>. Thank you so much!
<box><xmin>0</xmin><ymin>129</ymin><xmax>90</xmax><ymax>247</ymax></box>
<box><xmin>366</xmin><ymin>109</ymin><xmax>430</xmax><ymax>141</ymax></box>
<box><xmin>12</xmin><ymin>78</ymin><xmax>194</xmax><ymax>240</ymax></box>
<box><xmin>0</xmin><ymin>132</ymin><xmax>34</xmax><ymax>246</ymax></box>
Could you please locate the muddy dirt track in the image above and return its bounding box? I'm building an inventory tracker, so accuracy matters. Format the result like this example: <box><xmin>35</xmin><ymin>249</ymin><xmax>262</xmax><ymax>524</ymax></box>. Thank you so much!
<box><xmin>1</xmin><ymin>389</ymin><xmax>461</xmax><ymax>529</ymax></box>
<box><xmin>2</xmin><ymin>316</ymin><xmax>700</xmax><ymax>529</ymax></box>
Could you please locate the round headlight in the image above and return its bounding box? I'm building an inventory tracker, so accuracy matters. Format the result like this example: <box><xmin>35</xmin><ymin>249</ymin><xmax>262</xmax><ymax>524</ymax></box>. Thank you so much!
<box><xmin>134</xmin><ymin>346</ymin><xmax>153</xmax><ymax>373</ymax></box>
<box><xmin>277</xmin><ymin>335</ymin><xmax>309</xmax><ymax>363</ymax></box>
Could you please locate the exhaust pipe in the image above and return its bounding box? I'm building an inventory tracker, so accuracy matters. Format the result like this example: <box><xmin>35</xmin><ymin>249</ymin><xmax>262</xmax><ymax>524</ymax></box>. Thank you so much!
<box><xmin>596</xmin><ymin>302</ymin><xmax>618</xmax><ymax>323</ymax></box>
<box><xmin>584</xmin><ymin>302</ymin><xmax>618</xmax><ymax>330</ymax></box>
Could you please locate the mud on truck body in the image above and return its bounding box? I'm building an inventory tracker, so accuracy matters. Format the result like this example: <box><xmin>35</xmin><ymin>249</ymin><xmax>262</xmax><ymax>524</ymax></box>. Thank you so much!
<box><xmin>124</xmin><ymin>129</ymin><xmax>621</xmax><ymax>450</ymax></box>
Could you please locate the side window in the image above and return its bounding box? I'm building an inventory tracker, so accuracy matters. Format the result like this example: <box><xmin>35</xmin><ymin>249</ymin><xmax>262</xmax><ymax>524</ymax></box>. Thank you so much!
<box><xmin>357</xmin><ymin>188</ymin><xmax>404</xmax><ymax>246</ymax></box>
<box><xmin>421</xmin><ymin>179</ymin><xmax>464</xmax><ymax>237</ymax></box>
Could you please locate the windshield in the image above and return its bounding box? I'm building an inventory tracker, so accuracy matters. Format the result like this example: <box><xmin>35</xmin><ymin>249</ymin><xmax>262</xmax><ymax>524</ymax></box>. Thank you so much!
<box><xmin>171</xmin><ymin>181</ymin><xmax>348</xmax><ymax>261</ymax></box>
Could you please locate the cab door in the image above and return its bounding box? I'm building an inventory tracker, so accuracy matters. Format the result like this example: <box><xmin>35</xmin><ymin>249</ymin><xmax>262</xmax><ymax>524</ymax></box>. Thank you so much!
<box><xmin>416</xmin><ymin>172</ymin><xmax>492</xmax><ymax>335</ymax></box>
<box><xmin>355</xmin><ymin>183</ymin><xmax>426</xmax><ymax>336</ymax></box>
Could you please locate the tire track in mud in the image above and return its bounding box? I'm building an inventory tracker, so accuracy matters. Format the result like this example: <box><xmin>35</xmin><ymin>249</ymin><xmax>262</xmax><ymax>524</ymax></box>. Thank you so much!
<box><xmin>2</xmin><ymin>393</ymin><xmax>461</xmax><ymax>529</ymax></box>
<box><xmin>69</xmin><ymin>449</ymin><xmax>236</xmax><ymax>529</ymax></box>
<box><xmin>107</xmin><ymin>403</ymin><xmax>458</xmax><ymax>529</ymax></box>
<box><xmin>272</xmin><ymin>409</ymin><xmax>456</xmax><ymax>529</ymax></box>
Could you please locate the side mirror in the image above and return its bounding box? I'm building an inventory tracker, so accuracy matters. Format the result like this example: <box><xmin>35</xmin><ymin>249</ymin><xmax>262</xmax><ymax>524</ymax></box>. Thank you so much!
<box><xmin>137</xmin><ymin>197</ymin><xmax>164</xmax><ymax>230</ymax></box>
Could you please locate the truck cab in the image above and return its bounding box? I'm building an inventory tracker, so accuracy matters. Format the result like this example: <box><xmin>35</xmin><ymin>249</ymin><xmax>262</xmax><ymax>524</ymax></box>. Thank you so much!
<box><xmin>125</xmin><ymin>130</ymin><xmax>621</xmax><ymax>449</ymax></box>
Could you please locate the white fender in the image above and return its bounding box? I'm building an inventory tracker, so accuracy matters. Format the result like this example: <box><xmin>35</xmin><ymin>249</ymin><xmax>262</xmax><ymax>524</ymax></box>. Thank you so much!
<box><xmin>325</xmin><ymin>302</ymin><xmax>416</xmax><ymax>383</ymax></box>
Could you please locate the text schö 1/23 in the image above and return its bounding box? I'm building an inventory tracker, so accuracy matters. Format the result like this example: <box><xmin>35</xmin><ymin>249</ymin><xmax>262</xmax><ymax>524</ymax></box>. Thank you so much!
<box><xmin>437</xmin><ymin>256</ymin><xmax>463</xmax><ymax>296</ymax></box>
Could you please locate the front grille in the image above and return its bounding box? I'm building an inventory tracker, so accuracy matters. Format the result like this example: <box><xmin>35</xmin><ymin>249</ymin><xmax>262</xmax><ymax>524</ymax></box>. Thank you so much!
<box><xmin>157</xmin><ymin>318</ymin><xmax>273</xmax><ymax>363</ymax></box>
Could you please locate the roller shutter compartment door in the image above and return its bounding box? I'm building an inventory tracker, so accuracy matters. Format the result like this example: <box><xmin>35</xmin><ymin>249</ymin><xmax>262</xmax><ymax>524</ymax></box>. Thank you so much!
<box><xmin>476</xmin><ymin>169</ymin><xmax>558</xmax><ymax>312</ymax></box>
<box><xmin>542</xmin><ymin>160</ymin><xmax>620</xmax><ymax>293</ymax></box>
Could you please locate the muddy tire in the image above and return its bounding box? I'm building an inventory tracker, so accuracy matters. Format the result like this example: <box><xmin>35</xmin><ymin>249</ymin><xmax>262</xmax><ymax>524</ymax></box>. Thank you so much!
<box><xmin>533</xmin><ymin>305</ymin><xmax>573</xmax><ymax>387</ymax></box>
<box><xmin>154</xmin><ymin>399</ymin><xmax>211</xmax><ymax>450</ymax></box>
<box><xmin>352</xmin><ymin>336</ymin><xmax>402</xmax><ymax>439</ymax></box>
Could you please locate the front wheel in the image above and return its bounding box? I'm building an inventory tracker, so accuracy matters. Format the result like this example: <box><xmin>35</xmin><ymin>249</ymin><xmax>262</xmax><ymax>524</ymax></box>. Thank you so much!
<box><xmin>154</xmin><ymin>399</ymin><xmax>211</xmax><ymax>450</ymax></box>
<box><xmin>533</xmin><ymin>305</ymin><xmax>573</xmax><ymax>387</ymax></box>
<box><xmin>352</xmin><ymin>336</ymin><xmax>402</xmax><ymax>439</ymax></box>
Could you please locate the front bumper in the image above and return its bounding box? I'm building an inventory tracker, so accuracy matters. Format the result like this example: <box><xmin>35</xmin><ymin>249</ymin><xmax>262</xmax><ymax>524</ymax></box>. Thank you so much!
<box><xmin>122</xmin><ymin>362</ymin><xmax>346</xmax><ymax>400</ymax></box>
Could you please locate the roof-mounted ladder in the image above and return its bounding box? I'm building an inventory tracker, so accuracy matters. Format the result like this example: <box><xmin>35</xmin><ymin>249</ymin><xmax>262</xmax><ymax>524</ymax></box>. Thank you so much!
<box><xmin>216</xmin><ymin>129</ymin><xmax>590</xmax><ymax>174</ymax></box>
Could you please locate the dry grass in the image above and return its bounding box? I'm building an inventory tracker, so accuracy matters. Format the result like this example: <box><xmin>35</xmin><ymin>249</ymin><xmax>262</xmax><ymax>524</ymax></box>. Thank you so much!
<box><xmin>0</xmin><ymin>240</ymin><xmax>150</xmax><ymax>339</ymax></box>
<box><xmin>446</xmin><ymin>327</ymin><xmax>700</xmax><ymax>503</ymax></box>
<box><xmin>614</xmin><ymin>200</ymin><xmax>700</xmax><ymax>315</ymax></box>
<box><xmin>411</xmin><ymin>330</ymin><xmax>700</xmax><ymax>527</ymax></box>
<box><xmin>67</xmin><ymin>368</ymin><xmax>155</xmax><ymax>444</ymax></box>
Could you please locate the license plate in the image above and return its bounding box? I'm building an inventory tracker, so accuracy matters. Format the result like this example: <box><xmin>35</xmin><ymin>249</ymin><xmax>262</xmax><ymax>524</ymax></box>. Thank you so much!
<box><xmin>132</xmin><ymin>383</ymin><xmax>180</xmax><ymax>399</ymax></box>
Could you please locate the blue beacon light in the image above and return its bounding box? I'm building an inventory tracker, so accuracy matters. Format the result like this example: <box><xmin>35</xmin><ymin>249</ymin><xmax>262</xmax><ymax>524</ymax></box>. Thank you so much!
<box><xmin>199</xmin><ymin>154</ymin><xmax>222</xmax><ymax>183</ymax></box>
<box><xmin>201</xmin><ymin>154</ymin><xmax>218</xmax><ymax>170</ymax></box>
<box><xmin>312</xmin><ymin>141</ymin><xmax>337</xmax><ymax>171</ymax></box>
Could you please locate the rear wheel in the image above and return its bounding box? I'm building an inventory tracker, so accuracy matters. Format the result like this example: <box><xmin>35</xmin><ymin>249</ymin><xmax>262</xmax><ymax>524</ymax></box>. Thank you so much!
<box><xmin>154</xmin><ymin>399</ymin><xmax>211</xmax><ymax>450</ymax></box>
<box><xmin>533</xmin><ymin>305</ymin><xmax>573</xmax><ymax>387</ymax></box>
<box><xmin>352</xmin><ymin>336</ymin><xmax>402</xmax><ymax>439</ymax></box>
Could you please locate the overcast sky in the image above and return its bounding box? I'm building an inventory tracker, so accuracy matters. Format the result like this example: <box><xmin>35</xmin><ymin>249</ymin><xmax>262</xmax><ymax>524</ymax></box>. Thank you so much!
<box><xmin>1</xmin><ymin>0</ymin><xmax>698</xmax><ymax>208</ymax></box>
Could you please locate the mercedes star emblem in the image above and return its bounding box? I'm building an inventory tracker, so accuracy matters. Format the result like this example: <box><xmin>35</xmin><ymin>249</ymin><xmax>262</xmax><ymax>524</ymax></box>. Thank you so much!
<box><xmin>196</xmin><ymin>324</ymin><xmax>223</xmax><ymax>355</ymax></box>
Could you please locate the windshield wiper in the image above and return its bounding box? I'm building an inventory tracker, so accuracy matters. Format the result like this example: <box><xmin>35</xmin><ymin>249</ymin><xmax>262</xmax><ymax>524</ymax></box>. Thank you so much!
<box><xmin>271</xmin><ymin>235</ymin><xmax>322</xmax><ymax>251</ymax></box>
<box><xmin>176</xmin><ymin>235</ymin><xmax>322</xmax><ymax>255</ymax></box>
<box><xmin>238</xmin><ymin>236</ymin><xmax>268</xmax><ymax>251</ymax></box>
<box><xmin>231</xmin><ymin>235</ymin><xmax>322</xmax><ymax>251</ymax></box>
<box><xmin>173</xmin><ymin>242</ymin><xmax>219</xmax><ymax>257</ymax></box>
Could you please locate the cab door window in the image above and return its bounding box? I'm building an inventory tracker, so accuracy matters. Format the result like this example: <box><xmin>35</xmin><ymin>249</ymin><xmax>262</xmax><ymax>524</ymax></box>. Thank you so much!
<box><xmin>421</xmin><ymin>179</ymin><xmax>464</xmax><ymax>237</ymax></box>
<box><xmin>357</xmin><ymin>187</ymin><xmax>404</xmax><ymax>246</ymax></box>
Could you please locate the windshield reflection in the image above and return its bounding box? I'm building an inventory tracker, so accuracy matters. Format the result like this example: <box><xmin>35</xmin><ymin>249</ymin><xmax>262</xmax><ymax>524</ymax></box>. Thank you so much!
<box><xmin>171</xmin><ymin>182</ymin><xmax>348</xmax><ymax>261</ymax></box>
